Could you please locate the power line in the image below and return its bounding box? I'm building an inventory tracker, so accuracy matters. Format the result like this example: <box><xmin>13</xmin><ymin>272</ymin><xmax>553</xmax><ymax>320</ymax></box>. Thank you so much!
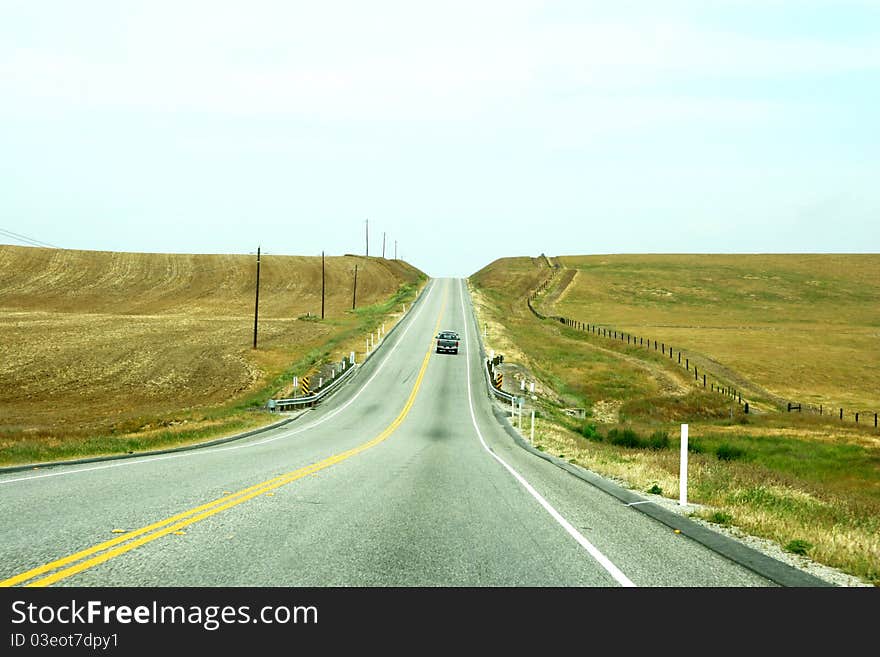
<box><xmin>0</xmin><ymin>227</ymin><xmax>62</xmax><ymax>250</ymax></box>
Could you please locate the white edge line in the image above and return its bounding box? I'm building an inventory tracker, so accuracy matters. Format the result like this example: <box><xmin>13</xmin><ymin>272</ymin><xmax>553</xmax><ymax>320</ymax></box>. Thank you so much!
<box><xmin>458</xmin><ymin>278</ymin><xmax>636</xmax><ymax>588</ymax></box>
<box><xmin>0</xmin><ymin>281</ymin><xmax>437</xmax><ymax>486</ymax></box>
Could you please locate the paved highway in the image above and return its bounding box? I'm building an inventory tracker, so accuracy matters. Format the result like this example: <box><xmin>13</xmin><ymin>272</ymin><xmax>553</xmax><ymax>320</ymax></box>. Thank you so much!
<box><xmin>0</xmin><ymin>278</ymin><xmax>776</xmax><ymax>586</ymax></box>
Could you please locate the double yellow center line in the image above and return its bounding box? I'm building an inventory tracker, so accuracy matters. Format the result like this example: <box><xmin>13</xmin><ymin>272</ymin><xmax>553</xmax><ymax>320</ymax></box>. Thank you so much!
<box><xmin>2</xmin><ymin>286</ymin><xmax>447</xmax><ymax>587</ymax></box>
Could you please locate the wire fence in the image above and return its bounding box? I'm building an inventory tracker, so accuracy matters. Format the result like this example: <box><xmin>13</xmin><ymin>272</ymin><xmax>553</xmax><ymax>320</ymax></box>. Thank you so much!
<box><xmin>525</xmin><ymin>258</ymin><xmax>877</xmax><ymax>430</ymax></box>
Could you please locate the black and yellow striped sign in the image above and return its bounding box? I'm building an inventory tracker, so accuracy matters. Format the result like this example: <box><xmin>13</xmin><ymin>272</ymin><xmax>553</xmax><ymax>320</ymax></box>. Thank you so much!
<box><xmin>300</xmin><ymin>376</ymin><xmax>311</xmax><ymax>395</ymax></box>
<box><xmin>494</xmin><ymin>373</ymin><xmax>503</xmax><ymax>389</ymax></box>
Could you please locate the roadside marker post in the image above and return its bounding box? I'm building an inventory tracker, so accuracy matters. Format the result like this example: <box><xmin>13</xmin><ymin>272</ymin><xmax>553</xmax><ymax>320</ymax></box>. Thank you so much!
<box><xmin>530</xmin><ymin>410</ymin><xmax>535</xmax><ymax>442</ymax></box>
<box><xmin>679</xmin><ymin>424</ymin><xmax>688</xmax><ymax>506</ymax></box>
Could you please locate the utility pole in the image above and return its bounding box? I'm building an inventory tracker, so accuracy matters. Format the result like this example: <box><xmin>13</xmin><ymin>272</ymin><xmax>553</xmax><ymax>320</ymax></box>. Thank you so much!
<box><xmin>252</xmin><ymin>246</ymin><xmax>261</xmax><ymax>349</ymax></box>
<box><xmin>352</xmin><ymin>264</ymin><xmax>358</xmax><ymax>310</ymax></box>
<box><xmin>394</xmin><ymin>240</ymin><xmax>397</xmax><ymax>260</ymax></box>
<box><xmin>321</xmin><ymin>250</ymin><xmax>325</xmax><ymax>319</ymax></box>
<box><xmin>365</xmin><ymin>219</ymin><xmax>369</xmax><ymax>257</ymax></box>
<box><xmin>382</xmin><ymin>232</ymin><xmax>386</xmax><ymax>259</ymax></box>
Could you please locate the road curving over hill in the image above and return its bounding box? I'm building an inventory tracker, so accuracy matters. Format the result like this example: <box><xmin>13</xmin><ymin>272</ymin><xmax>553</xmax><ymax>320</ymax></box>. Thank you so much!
<box><xmin>0</xmin><ymin>279</ymin><xmax>817</xmax><ymax>586</ymax></box>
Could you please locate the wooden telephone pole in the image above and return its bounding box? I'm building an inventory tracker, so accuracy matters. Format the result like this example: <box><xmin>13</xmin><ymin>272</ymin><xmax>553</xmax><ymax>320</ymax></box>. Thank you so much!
<box><xmin>252</xmin><ymin>246</ymin><xmax>261</xmax><ymax>349</ymax></box>
<box><xmin>321</xmin><ymin>250</ymin><xmax>325</xmax><ymax>319</ymax></box>
<box><xmin>352</xmin><ymin>264</ymin><xmax>358</xmax><ymax>310</ymax></box>
<box><xmin>365</xmin><ymin>219</ymin><xmax>369</xmax><ymax>256</ymax></box>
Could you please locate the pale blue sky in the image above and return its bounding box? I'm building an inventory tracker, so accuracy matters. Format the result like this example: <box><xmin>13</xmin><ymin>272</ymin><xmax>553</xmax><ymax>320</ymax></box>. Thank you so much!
<box><xmin>2</xmin><ymin>1</ymin><xmax>878</xmax><ymax>277</ymax></box>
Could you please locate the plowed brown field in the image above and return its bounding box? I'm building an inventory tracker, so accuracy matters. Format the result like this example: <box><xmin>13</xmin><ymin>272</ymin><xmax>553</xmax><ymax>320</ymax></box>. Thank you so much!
<box><xmin>0</xmin><ymin>245</ymin><xmax>424</xmax><ymax>461</ymax></box>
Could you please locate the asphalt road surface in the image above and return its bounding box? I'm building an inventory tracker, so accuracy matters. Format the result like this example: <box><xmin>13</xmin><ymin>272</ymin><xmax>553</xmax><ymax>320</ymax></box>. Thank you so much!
<box><xmin>0</xmin><ymin>278</ymin><xmax>776</xmax><ymax>587</ymax></box>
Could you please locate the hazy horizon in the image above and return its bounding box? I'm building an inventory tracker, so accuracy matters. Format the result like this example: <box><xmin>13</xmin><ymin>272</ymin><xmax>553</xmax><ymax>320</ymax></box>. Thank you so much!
<box><xmin>2</xmin><ymin>1</ymin><xmax>878</xmax><ymax>277</ymax></box>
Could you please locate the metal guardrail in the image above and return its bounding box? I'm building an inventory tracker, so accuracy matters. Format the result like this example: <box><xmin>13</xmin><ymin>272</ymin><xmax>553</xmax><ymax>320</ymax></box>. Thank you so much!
<box><xmin>266</xmin><ymin>278</ymin><xmax>432</xmax><ymax>413</ymax></box>
<box><xmin>484</xmin><ymin>358</ymin><xmax>516</xmax><ymax>404</ymax></box>
<box><xmin>268</xmin><ymin>361</ymin><xmax>358</xmax><ymax>411</ymax></box>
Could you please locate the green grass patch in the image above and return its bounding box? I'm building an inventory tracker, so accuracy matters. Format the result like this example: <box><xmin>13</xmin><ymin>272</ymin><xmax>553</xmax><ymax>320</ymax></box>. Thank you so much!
<box><xmin>716</xmin><ymin>444</ymin><xmax>748</xmax><ymax>461</ymax></box>
<box><xmin>785</xmin><ymin>539</ymin><xmax>813</xmax><ymax>556</ymax></box>
<box><xmin>708</xmin><ymin>511</ymin><xmax>734</xmax><ymax>525</ymax></box>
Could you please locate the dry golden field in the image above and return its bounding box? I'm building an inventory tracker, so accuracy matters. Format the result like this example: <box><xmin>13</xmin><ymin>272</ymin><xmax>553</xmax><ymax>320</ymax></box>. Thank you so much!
<box><xmin>549</xmin><ymin>254</ymin><xmax>880</xmax><ymax>414</ymax></box>
<box><xmin>469</xmin><ymin>255</ymin><xmax>880</xmax><ymax>584</ymax></box>
<box><xmin>0</xmin><ymin>245</ymin><xmax>424</xmax><ymax>462</ymax></box>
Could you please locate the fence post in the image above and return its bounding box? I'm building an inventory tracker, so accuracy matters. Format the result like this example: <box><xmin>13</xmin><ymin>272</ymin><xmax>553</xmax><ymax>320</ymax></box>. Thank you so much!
<box><xmin>679</xmin><ymin>424</ymin><xmax>688</xmax><ymax>506</ymax></box>
<box><xmin>744</xmin><ymin>402</ymin><xmax>749</xmax><ymax>414</ymax></box>
<box><xmin>840</xmin><ymin>408</ymin><xmax>843</xmax><ymax>420</ymax></box>
<box><xmin>703</xmin><ymin>374</ymin><xmax>706</xmax><ymax>388</ymax></box>
<box><xmin>856</xmin><ymin>412</ymin><xmax>859</xmax><ymax>424</ymax></box>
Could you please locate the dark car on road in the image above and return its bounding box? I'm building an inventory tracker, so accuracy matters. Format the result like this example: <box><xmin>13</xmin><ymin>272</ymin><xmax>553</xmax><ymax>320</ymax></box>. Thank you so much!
<box><xmin>436</xmin><ymin>330</ymin><xmax>460</xmax><ymax>354</ymax></box>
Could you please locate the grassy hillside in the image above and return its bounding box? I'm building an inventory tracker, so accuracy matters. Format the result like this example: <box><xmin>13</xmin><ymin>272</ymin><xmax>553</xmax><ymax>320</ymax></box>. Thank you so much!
<box><xmin>0</xmin><ymin>245</ymin><xmax>425</xmax><ymax>464</ymax></box>
<box><xmin>551</xmin><ymin>254</ymin><xmax>880</xmax><ymax>413</ymax></box>
<box><xmin>469</xmin><ymin>255</ymin><xmax>879</xmax><ymax>585</ymax></box>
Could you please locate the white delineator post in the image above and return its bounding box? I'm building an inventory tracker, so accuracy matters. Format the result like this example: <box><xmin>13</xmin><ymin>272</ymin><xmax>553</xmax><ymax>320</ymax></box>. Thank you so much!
<box><xmin>679</xmin><ymin>423</ymin><xmax>689</xmax><ymax>506</ymax></box>
<box><xmin>530</xmin><ymin>410</ymin><xmax>535</xmax><ymax>442</ymax></box>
